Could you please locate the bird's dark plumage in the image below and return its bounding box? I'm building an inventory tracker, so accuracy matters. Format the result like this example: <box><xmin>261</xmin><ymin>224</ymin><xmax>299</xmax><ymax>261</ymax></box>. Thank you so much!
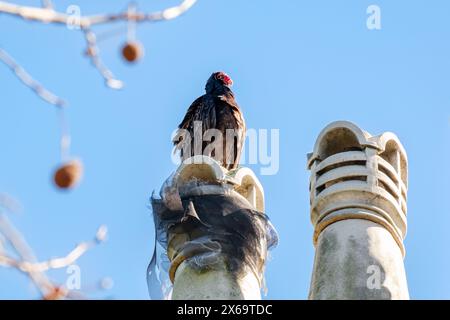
<box><xmin>174</xmin><ymin>72</ymin><xmax>246</xmax><ymax>170</ymax></box>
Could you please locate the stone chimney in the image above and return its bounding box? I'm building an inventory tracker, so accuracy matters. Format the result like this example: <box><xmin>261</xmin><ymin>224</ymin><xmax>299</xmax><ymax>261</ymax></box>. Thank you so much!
<box><xmin>148</xmin><ymin>156</ymin><xmax>278</xmax><ymax>300</ymax></box>
<box><xmin>307</xmin><ymin>121</ymin><xmax>409</xmax><ymax>299</ymax></box>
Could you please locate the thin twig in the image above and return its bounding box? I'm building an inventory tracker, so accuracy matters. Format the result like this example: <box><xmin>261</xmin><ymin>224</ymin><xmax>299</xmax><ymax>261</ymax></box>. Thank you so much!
<box><xmin>0</xmin><ymin>205</ymin><xmax>108</xmax><ymax>299</ymax></box>
<box><xmin>0</xmin><ymin>1</ymin><xmax>197</xmax><ymax>94</ymax></box>
<box><xmin>0</xmin><ymin>0</ymin><xmax>197</xmax><ymax>27</ymax></box>
<box><xmin>0</xmin><ymin>193</ymin><xmax>22</xmax><ymax>214</ymax></box>
<box><xmin>0</xmin><ymin>213</ymin><xmax>54</xmax><ymax>295</ymax></box>
<box><xmin>82</xmin><ymin>27</ymin><xmax>124</xmax><ymax>89</ymax></box>
<box><xmin>0</xmin><ymin>48</ymin><xmax>66</xmax><ymax>107</ymax></box>
<box><xmin>0</xmin><ymin>222</ymin><xmax>107</xmax><ymax>273</ymax></box>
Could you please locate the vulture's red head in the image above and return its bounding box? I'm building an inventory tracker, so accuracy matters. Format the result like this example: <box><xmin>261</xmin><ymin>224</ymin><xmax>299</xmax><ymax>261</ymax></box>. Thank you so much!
<box><xmin>205</xmin><ymin>71</ymin><xmax>233</xmax><ymax>94</ymax></box>
<box><xmin>214</xmin><ymin>72</ymin><xmax>233</xmax><ymax>86</ymax></box>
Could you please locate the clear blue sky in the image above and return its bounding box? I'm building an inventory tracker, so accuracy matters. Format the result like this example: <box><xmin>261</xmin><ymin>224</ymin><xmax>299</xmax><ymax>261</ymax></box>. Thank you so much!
<box><xmin>0</xmin><ymin>0</ymin><xmax>449</xmax><ymax>299</ymax></box>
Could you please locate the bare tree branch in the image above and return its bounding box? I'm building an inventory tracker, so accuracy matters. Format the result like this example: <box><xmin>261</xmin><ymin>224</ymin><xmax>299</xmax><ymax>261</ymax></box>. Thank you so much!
<box><xmin>0</xmin><ymin>0</ymin><xmax>197</xmax><ymax>95</ymax></box>
<box><xmin>0</xmin><ymin>193</ymin><xmax>22</xmax><ymax>214</ymax></box>
<box><xmin>0</xmin><ymin>48</ymin><xmax>66</xmax><ymax>107</ymax></box>
<box><xmin>0</xmin><ymin>196</ymin><xmax>109</xmax><ymax>299</ymax></box>
<box><xmin>0</xmin><ymin>221</ymin><xmax>107</xmax><ymax>273</ymax></box>
<box><xmin>82</xmin><ymin>27</ymin><xmax>124</xmax><ymax>89</ymax></box>
<box><xmin>0</xmin><ymin>213</ymin><xmax>55</xmax><ymax>295</ymax></box>
<box><xmin>0</xmin><ymin>0</ymin><xmax>197</xmax><ymax>27</ymax></box>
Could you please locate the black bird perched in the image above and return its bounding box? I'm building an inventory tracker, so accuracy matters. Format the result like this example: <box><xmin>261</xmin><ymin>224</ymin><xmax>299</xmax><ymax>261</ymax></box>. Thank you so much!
<box><xmin>174</xmin><ymin>71</ymin><xmax>246</xmax><ymax>170</ymax></box>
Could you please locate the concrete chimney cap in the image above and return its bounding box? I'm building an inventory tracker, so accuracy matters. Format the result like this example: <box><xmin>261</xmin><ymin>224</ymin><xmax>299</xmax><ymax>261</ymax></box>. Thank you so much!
<box><xmin>307</xmin><ymin>121</ymin><xmax>407</xmax><ymax>170</ymax></box>
<box><xmin>306</xmin><ymin>121</ymin><xmax>409</xmax><ymax>256</ymax></box>
<box><xmin>371</xmin><ymin>132</ymin><xmax>408</xmax><ymax>161</ymax></box>
<box><xmin>160</xmin><ymin>155</ymin><xmax>265</xmax><ymax>212</ymax></box>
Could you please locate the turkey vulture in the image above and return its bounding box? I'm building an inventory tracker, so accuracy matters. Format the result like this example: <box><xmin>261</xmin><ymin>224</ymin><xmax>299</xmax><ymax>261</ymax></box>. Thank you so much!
<box><xmin>174</xmin><ymin>72</ymin><xmax>246</xmax><ymax>170</ymax></box>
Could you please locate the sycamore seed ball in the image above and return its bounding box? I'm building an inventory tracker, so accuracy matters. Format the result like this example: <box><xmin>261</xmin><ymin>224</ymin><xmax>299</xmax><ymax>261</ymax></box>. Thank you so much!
<box><xmin>54</xmin><ymin>160</ymin><xmax>83</xmax><ymax>189</ymax></box>
<box><xmin>121</xmin><ymin>41</ymin><xmax>144</xmax><ymax>63</ymax></box>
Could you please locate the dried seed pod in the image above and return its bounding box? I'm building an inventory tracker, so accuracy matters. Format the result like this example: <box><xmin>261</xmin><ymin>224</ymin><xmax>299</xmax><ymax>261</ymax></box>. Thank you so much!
<box><xmin>121</xmin><ymin>41</ymin><xmax>143</xmax><ymax>63</ymax></box>
<box><xmin>54</xmin><ymin>159</ymin><xmax>83</xmax><ymax>189</ymax></box>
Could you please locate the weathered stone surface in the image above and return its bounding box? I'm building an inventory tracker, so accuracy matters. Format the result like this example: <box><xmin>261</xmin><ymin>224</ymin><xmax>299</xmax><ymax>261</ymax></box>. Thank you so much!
<box><xmin>309</xmin><ymin>219</ymin><xmax>408</xmax><ymax>299</ymax></box>
<box><xmin>172</xmin><ymin>257</ymin><xmax>261</xmax><ymax>300</ymax></box>
<box><xmin>307</xmin><ymin>121</ymin><xmax>409</xmax><ymax>300</ymax></box>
